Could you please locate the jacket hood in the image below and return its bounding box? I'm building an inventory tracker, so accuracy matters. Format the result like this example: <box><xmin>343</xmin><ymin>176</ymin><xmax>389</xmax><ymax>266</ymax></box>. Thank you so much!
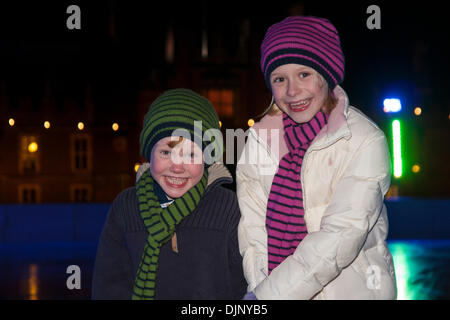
<box><xmin>314</xmin><ymin>85</ymin><xmax>351</xmax><ymax>143</ymax></box>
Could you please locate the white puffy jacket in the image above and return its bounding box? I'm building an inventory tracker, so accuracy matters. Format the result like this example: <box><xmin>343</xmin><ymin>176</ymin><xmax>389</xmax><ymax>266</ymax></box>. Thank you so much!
<box><xmin>236</xmin><ymin>86</ymin><xmax>397</xmax><ymax>300</ymax></box>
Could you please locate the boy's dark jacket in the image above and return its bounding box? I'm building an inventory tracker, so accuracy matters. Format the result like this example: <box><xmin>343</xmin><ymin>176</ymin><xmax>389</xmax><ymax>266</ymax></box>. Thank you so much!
<box><xmin>92</xmin><ymin>164</ymin><xmax>247</xmax><ymax>299</ymax></box>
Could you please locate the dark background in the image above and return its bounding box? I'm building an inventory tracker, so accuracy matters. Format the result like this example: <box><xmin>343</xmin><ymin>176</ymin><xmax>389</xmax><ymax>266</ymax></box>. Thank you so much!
<box><xmin>0</xmin><ymin>0</ymin><xmax>449</xmax><ymax>199</ymax></box>
<box><xmin>0</xmin><ymin>0</ymin><xmax>449</xmax><ymax>302</ymax></box>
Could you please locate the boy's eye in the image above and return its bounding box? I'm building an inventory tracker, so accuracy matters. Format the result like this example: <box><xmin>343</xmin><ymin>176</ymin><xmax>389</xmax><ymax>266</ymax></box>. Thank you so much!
<box><xmin>185</xmin><ymin>152</ymin><xmax>198</xmax><ymax>159</ymax></box>
<box><xmin>300</xmin><ymin>72</ymin><xmax>310</xmax><ymax>78</ymax></box>
<box><xmin>160</xmin><ymin>150</ymin><xmax>171</xmax><ymax>156</ymax></box>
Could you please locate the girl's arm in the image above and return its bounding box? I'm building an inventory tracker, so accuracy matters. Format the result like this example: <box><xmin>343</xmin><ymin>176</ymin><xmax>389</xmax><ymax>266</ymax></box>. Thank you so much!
<box><xmin>236</xmin><ymin>132</ymin><xmax>275</xmax><ymax>292</ymax></box>
<box><xmin>253</xmin><ymin>130</ymin><xmax>391</xmax><ymax>299</ymax></box>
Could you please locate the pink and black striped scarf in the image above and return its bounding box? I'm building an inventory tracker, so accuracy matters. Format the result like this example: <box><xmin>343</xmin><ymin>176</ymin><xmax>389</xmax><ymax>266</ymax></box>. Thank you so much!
<box><xmin>266</xmin><ymin>111</ymin><xmax>328</xmax><ymax>273</ymax></box>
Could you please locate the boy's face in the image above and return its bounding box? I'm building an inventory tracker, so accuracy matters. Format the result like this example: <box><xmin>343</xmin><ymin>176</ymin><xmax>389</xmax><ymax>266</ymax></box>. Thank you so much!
<box><xmin>270</xmin><ymin>64</ymin><xmax>328</xmax><ymax>123</ymax></box>
<box><xmin>150</xmin><ymin>136</ymin><xmax>204</xmax><ymax>199</ymax></box>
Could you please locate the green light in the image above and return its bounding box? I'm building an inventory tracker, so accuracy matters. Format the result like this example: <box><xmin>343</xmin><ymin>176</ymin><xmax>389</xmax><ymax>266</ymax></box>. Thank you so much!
<box><xmin>392</xmin><ymin>119</ymin><xmax>402</xmax><ymax>178</ymax></box>
<box><xmin>388</xmin><ymin>242</ymin><xmax>413</xmax><ymax>300</ymax></box>
<box><xmin>388</xmin><ymin>241</ymin><xmax>439</xmax><ymax>300</ymax></box>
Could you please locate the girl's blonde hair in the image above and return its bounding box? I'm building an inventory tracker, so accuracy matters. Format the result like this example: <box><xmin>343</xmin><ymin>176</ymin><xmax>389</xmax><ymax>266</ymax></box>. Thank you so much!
<box><xmin>259</xmin><ymin>72</ymin><xmax>338</xmax><ymax>118</ymax></box>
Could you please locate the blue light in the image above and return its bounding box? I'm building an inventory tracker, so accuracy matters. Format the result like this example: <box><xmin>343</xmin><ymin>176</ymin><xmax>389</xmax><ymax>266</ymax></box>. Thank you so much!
<box><xmin>383</xmin><ymin>98</ymin><xmax>402</xmax><ymax>113</ymax></box>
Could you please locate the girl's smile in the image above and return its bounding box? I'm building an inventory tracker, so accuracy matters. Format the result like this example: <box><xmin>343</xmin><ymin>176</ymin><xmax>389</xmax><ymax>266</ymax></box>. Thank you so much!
<box><xmin>287</xmin><ymin>98</ymin><xmax>313</xmax><ymax>112</ymax></box>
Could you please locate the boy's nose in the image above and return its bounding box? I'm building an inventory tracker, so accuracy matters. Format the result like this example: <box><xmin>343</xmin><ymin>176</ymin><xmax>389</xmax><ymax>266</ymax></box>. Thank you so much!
<box><xmin>169</xmin><ymin>161</ymin><xmax>185</xmax><ymax>173</ymax></box>
<box><xmin>169</xmin><ymin>151</ymin><xmax>186</xmax><ymax>173</ymax></box>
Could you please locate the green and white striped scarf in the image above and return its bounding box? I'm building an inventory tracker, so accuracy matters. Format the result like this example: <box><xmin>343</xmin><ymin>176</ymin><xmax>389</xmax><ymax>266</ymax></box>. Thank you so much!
<box><xmin>132</xmin><ymin>168</ymin><xmax>208</xmax><ymax>299</ymax></box>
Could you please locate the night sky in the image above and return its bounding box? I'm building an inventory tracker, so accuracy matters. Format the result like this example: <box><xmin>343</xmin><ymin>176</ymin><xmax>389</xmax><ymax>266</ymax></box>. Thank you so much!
<box><xmin>1</xmin><ymin>1</ymin><xmax>449</xmax><ymax>111</ymax></box>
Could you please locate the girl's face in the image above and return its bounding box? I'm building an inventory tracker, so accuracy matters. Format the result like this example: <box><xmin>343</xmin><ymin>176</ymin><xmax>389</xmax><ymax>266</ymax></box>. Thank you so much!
<box><xmin>270</xmin><ymin>64</ymin><xmax>328</xmax><ymax>124</ymax></box>
<box><xmin>150</xmin><ymin>136</ymin><xmax>204</xmax><ymax>199</ymax></box>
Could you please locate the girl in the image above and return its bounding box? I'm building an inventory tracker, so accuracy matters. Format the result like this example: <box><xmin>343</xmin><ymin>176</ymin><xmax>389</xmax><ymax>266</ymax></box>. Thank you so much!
<box><xmin>92</xmin><ymin>88</ymin><xmax>247</xmax><ymax>299</ymax></box>
<box><xmin>237</xmin><ymin>16</ymin><xmax>397</xmax><ymax>299</ymax></box>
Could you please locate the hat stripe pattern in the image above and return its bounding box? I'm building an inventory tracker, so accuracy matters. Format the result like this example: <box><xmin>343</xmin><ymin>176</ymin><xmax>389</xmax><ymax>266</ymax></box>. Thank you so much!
<box><xmin>140</xmin><ymin>89</ymin><xmax>220</xmax><ymax>162</ymax></box>
<box><xmin>263</xmin><ymin>33</ymin><xmax>345</xmax><ymax>71</ymax></box>
<box><xmin>262</xmin><ymin>23</ymin><xmax>344</xmax><ymax>65</ymax></box>
<box><xmin>261</xmin><ymin>16</ymin><xmax>345</xmax><ymax>90</ymax></box>
<box><xmin>264</xmin><ymin>30</ymin><xmax>344</xmax><ymax>65</ymax></box>
<box><xmin>263</xmin><ymin>50</ymin><xmax>340</xmax><ymax>88</ymax></box>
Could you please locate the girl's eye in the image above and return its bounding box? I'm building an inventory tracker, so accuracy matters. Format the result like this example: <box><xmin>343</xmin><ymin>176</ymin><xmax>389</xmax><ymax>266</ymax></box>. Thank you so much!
<box><xmin>300</xmin><ymin>72</ymin><xmax>310</xmax><ymax>78</ymax></box>
<box><xmin>272</xmin><ymin>77</ymin><xmax>284</xmax><ymax>83</ymax></box>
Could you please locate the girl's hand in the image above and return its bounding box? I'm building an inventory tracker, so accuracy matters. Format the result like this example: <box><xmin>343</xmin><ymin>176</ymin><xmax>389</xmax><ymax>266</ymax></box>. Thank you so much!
<box><xmin>242</xmin><ymin>291</ymin><xmax>258</xmax><ymax>300</ymax></box>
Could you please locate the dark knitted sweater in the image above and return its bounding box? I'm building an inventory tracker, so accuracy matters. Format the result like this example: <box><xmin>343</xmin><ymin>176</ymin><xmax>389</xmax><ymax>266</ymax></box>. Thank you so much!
<box><xmin>91</xmin><ymin>167</ymin><xmax>247</xmax><ymax>300</ymax></box>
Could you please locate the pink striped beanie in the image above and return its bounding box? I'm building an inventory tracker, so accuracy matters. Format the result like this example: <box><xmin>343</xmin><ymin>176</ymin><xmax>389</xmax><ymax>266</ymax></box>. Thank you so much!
<box><xmin>261</xmin><ymin>16</ymin><xmax>345</xmax><ymax>90</ymax></box>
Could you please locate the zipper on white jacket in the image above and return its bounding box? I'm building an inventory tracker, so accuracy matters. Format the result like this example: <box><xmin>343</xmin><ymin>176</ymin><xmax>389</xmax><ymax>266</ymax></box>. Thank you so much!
<box><xmin>250</xmin><ymin>128</ymin><xmax>280</xmax><ymax>166</ymax></box>
<box><xmin>301</xmin><ymin>130</ymin><xmax>351</xmax><ymax>222</ymax></box>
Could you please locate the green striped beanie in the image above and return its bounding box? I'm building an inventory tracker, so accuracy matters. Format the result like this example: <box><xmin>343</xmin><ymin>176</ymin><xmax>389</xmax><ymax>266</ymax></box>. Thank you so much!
<box><xmin>140</xmin><ymin>88</ymin><xmax>222</xmax><ymax>164</ymax></box>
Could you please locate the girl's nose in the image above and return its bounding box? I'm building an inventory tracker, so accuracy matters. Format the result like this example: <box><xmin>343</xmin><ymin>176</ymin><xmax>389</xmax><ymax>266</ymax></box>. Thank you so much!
<box><xmin>287</xmin><ymin>81</ymin><xmax>301</xmax><ymax>97</ymax></box>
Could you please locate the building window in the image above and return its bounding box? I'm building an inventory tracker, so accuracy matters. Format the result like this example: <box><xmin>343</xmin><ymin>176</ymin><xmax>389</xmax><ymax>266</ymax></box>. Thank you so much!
<box><xmin>113</xmin><ymin>137</ymin><xmax>127</xmax><ymax>153</ymax></box>
<box><xmin>204</xmin><ymin>89</ymin><xmax>234</xmax><ymax>118</ymax></box>
<box><xmin>19</xmin><ymin>135</ymin><xmax>40</xmax><ymax>175</ymax></box>
<box><xmin>165</xmin><ymin>23</ymin><xmax>175</xmax><ymax>63</ymax></box>
<box><xmin>18</xmin><ymin>184</ymin><xmax>41</xmax><ymax>203</ymax></box>
<box><xmin>70</xmin><ymin>134</ymin><xmax>92</xmax><ymax>172</ymax></box>
<box><xmin>70</xmin><ymin>184</ymin><xmax>93</xmax><ymax>203</ymax></box>
<box><xmin>201</xmin><ymin>28</ymin><xmax>208</xmax><ymax>59</ymax></box>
